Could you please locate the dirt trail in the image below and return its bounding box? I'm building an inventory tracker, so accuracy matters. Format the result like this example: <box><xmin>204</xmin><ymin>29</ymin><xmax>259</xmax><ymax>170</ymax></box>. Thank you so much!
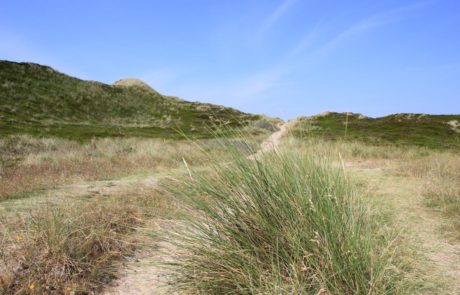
<box><xmin>260</xmin><ymin>122</ymin><xmax>290</xmax><ymax>152</ymax></box>
<box><xmin>248</xmin><ymin>121</ymin><xmax>291</xmax><ymax>161</ymax></box>
<box><xmin>350</xmin><ymin>167</ymin><xmax>460</xmax><ymax>294</ymax></box>
<box><xmin>103</xmin><ymin>231</ymin><xmax>175</xmax><ymax>295</ymax></box>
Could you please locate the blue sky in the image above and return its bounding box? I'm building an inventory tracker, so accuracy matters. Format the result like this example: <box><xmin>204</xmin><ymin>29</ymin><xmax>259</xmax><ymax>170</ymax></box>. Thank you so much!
<box><xmin>1</xmin><ymin>0</ymin><xmax>459</xmax><ymax>119</ymax></box>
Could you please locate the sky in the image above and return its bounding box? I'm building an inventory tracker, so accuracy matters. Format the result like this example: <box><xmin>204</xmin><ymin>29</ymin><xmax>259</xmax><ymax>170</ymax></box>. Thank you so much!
<box><xmin>1</xmin><ymin>0</ymin><xmax>459</xmax><ymax>119</ymax></box>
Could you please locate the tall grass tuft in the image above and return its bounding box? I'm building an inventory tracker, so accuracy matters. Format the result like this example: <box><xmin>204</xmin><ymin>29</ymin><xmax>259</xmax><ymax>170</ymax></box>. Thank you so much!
<box><xmin>0</xmin><ymin>197</ymin><xmax>143</xmax><ymax>294</ymax></box>
<box><xmin>167</xmin><ymin>142</ymin><xmax>404</xmax><ymax>294</ymax></box>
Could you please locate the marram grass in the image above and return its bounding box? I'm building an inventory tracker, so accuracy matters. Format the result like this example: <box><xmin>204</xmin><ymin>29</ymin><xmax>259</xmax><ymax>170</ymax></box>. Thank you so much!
<box><xmin>166</xmin><ymin>142</ymin><xmax>406</xmax><ymax>294</ymax></box>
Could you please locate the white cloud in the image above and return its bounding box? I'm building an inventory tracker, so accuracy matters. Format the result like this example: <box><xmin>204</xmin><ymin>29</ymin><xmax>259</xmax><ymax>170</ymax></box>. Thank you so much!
<box><xmin>258</xmin><ymin>0</ymin><xmax>299</xmax><ymax>39</ymax></box>
<box><xmin>315</xmin><ymin>1</ymin><xmax>432</xmax><ymax>56</ymax></box>
<box><xmin>213</xmin><ymin>1</ymin><xmax>433</xmax><ymax>106</ymax></box>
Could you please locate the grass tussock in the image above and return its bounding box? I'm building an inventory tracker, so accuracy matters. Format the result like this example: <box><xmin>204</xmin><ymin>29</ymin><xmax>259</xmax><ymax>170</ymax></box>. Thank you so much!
<box><xmin>290</xmin><ymin>137</ymin><xmax>460</xmax><ymax>237</ymax></box>
<box><xmin>167</xmin><ymin>143</ymin><xmax>405</xmax><ymax>294</ymax></box>
<box><xmin>0</xmin><ymin>188</ymin><xmax>176</xmax><ymax>294</ymax></box>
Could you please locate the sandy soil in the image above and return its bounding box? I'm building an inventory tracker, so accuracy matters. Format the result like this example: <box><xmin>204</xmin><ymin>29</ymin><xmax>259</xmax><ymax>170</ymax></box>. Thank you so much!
<box><xmin>349</xmin><ymin>167</ymin><xmax>460</xmax><ymax>294</ymax></box>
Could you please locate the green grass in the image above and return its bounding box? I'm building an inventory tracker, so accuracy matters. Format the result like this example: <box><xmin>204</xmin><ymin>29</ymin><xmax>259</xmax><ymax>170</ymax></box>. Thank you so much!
<box><xmin>292</xmin><ymin>112</ymin><xmax>460</xmax><ymax>149</ymax></box>
<box><xmin>0</xmin><ymin>60</ymin><xmax>262</xmax><ymax>140</ymax></box>
<box><xmin>165</xmin><ymin>141</ymin><xmax>406</xmax><ymax>294</ymax></box>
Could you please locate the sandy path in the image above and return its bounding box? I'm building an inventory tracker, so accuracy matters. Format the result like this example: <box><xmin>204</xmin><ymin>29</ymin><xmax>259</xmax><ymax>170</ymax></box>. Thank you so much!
<box><xmin>260</xmin><ymin>122</ymin><xmax>289</xmax><ymax>152</ymax></box>
<box><xmin>248</xmin><ymin>121</ymin><xmax>291</xmax><ymax>160</ymax></box>
<box><xmin>103</xmin><ymin>233</ymin><xmax>175</xmax><ymax>295</ymax></box>
<box><xmin>350</xmin><ymin>167</ymin><xmax>460</xmax><ymax>294</ymax></box>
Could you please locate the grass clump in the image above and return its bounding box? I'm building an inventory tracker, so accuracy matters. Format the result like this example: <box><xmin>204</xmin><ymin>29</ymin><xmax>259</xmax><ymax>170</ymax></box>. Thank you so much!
<box><xmin>167</xmin><ymin>143</ymin><xmax>405</xmax><ymax>294</ymax></box>
<box><xmin>0</xmin><ymin>200</ymin><xmax>138</xmax><ymax>294</ymax></box>
<box><xmin>0</xmin><ymin>189</ymin><xmax>177</xmax><ymax>294</ymax></box>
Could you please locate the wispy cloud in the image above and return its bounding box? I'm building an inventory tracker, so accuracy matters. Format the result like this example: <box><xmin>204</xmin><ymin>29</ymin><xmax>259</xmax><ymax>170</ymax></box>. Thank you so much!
<box><xmin>127</xmin><ymin>1</ymin><xmax>433</xmax><ymax>115</ymax></box>
<box><xmin>284</xmin><ymin>25</ymin><xmax>320</xmax><ymax>60</ymax></box>
<box><xmin>217</xmin><ymin>1</ymin><xmax>432</xmax><ymax>106</ymax></box>
<box><xmin>229</xmin><ymin>70</ymin><xmax>283</xmax><ymax>102</ymax></box>
<box><xmin>315</xmin><ymin>1</ymin><xmax>432</xmax><ymax>56</ymax></box>
<box><xmin>258</xmin><ymin>0</ymin><xmax>299</xmax><ymax>39</ymax></box>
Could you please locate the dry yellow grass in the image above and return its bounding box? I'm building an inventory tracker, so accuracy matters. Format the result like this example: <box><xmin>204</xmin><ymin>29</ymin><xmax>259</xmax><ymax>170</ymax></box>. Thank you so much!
<box><xmin>0</xmin><ymin>135</ymin><xmax>250</xmax><ymax>198</ymax></box>
<box><xmin>0</xmin><ymin>185</ymin><xmax>178</xmax><ymax>294</ymax></box>
<box><xmin>283</xmin><ymin>138</ymin><xmax>460</xmax><ymax>234</ymax></box>
<box><xmin>282</xmin><ymin>137</ymin><xmax>460</xmax><ymax>293</ymax></box>
<box><xmin>2</xmin><ymin>132</ymin><xmax>459</xmax><ymax>294</ymax></box>
<box><xmin>398</xmin><ymin>153</ymin><xmax>460</xmax><ymax>236</ymax></box>
<box><xmin>0</xmin><ymin>134</ymin><xmax>262</xmax><ymax>294</ymax></box>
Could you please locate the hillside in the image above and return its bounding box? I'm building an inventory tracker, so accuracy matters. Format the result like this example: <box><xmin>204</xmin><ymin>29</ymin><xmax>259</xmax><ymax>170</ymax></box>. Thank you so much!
<box><xmin>0</xmin><ymin>61</ymin><xmax>261</xmax><ymax>140</ymax></box>
<box><xmin>292</xmin><ymin>112</ymin><xmax>460</xmax><ymax>149</ymax></box>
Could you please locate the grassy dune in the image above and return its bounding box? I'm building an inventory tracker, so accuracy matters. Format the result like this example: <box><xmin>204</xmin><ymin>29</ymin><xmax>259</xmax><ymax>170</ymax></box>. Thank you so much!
<box><xmin>292</xmin><ymin>112</ymin><xmax>460</xmax><ymax>149</ymax></box>
<box><xmin>0</xmin><ymin>60</ymin><xmax>263</xmax><ymax>140</ymax></box>
<box><xmin>1</xmin><ymin>59</ymin><xmax>459</xmax><ymax>294</ymax></box>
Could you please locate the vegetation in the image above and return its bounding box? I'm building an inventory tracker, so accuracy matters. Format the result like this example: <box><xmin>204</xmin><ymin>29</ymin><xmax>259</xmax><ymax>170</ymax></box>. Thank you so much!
<box><xmin>400</xmin><ymin>153</ymin><xmax>460</xmax><ymax>236</ymax></box>
<box><xmin>166</xmin><ymin>141</ymin><xmax>406</xmax><ymax>294</ymax></box>
<box><xmin>0</xmin><ymin>134</ymin><xmax>265</xmax><ymax>294</ymax></box>
<box><xmin>423</xmin><ymin>157</ymin><xmax>460</xmax><ymax>230</ymax></box>
<box><xmin>0</xmin><ymin>60</ymin><xmax>261</xmax><ymax>140</ymax></box>
<box><xmin>283</xmin><ymin>137</ymin><xmax>460</xmax><ymax>238</ymax></box>
<box><xmin>1</xmin><ymin>126</ymin><xmax>458</xmax><ymax>293</ymax></box>
<box><xmin>1</xmin><ymin>59</ymin><xmax>459</xmax><ymax>293</ymax></box>
<box><xmin>291</xmin><ymin>112</ymin><xmax>460</xmax><ymax>149</ymax></box>
<box><xmin>0</xmin><ymin>135</ymin><xmax>223</xmax><ymax>197</ymax></box>
<box><xmin>0</xmin><ymin>180</ymin><xmax>182</xmax><ymax>294</ymax></box>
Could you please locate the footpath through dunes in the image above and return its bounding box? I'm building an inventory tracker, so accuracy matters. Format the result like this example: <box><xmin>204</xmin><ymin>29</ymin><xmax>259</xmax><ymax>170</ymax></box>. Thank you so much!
<box><xmin>346</xmin><ymin>163</ymin><xmax>460</xmax><ymax>294</ymax></box>
<box><xmin>103</xmin><ymin>122</ymin><xmax>291</xmax><ymax>295</ymax></box>
<box><xmin>5</xmin><ymin>120</ymin><xmax>458</xmax><ymax>294</ymax></box>
<box><xmin>105</xmin><ymin>121</ymin><xmax>460</xmax><ymax>295</ymax></box>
